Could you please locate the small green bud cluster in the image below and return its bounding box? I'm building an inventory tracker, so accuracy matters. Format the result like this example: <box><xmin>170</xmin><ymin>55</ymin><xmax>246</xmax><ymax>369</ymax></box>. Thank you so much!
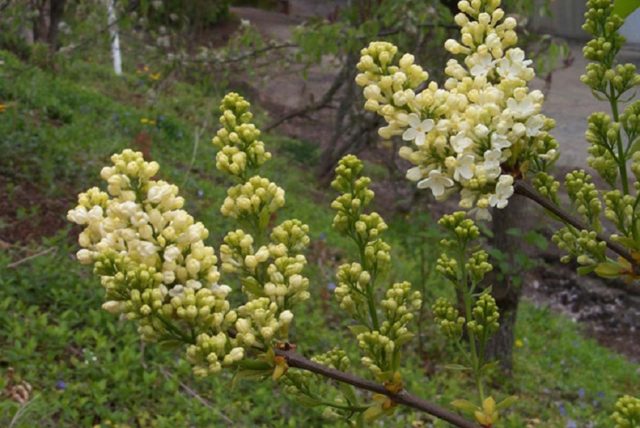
<box><xmin>334</xmin><ymin>262</ymin><xmax>371</xmax><ymax>321</ymax></box>
<box><xmin>465</xmin><ymin>250</ymin><xmax>493</xmax><ymax>283</ymax></box>
<box><xmin>580</xmin><ymin>0</ymin><xmax>638</xmax><ymax>94</ymax></box>
<box><xmin>235</xmin><ymin>297</ymin><xmax>294</xmax><ymax>346</ymax></box>
<box><xmin>553</xmin><ymin>227</ymin><xmax>606</xmax><ymax>267</ymax></box>
<box><xmin>611</xmin><ymin>395</ymin><xmax>640</xmax><ymax>428</ymax></box>
<box><xmin>432</xmin><ymin>297</ymin><xmax>465</xmax><ymax>340</ymax></box>
<box><xmin>438</xmin><ymin>211</ymin><xmax>481</xmax><ymax>247</ymax></box>
<box><xmin>187</xmin><ymin>333</ymin><xmax>244</xmax><ymax>376</ymax></box>
<box><xmin>331</xmin><ymin>155</ymin><xmax>391</xmax><ymax>274</ymax></box>
<box><xmin>585</xmin><ymin>112</ymin><xmax>620</xmax><ymax>186</ymax></box>
<box><xmin>549</xmin><ymin>168</ymin><xmax>619</xmax><ymax>270</ymax></box>
<box><xmin>358</xmin><ymin>331</ymin><xmax>396</xmax><ymax>378</ymax></box>
<box><xmin>533</xmin><ymin>172</ymin><xmax>560</xmax><ymax>203</ymax></box>
<box><xmin>312</xmin><ymin>348</ymin><xmax>351</xmax><ymax>372</ymax></box>
<box><xmin>212</xmin><ymin>92</ymin><xmax>271</xmax><ymax>177</ymax></box>
<box><xmin>604</xmin><ymin>190</ymin><xmax>635</xmax><ymax>234</ymax></box>
<box><xmin>434</xmin><ymin>210</ymin><xmax>503</xmax><ymax>420</ymax></box>
<box><xmin>621</xmin><ymin>101</ymin><xmax>640</xmax><ymax>145</ymax></box>
<box><xmin>271</xmin><ymin>219</ymin><xmax>311</xmax><ymax>252</ymax></box>
<box><xmin>565</xmin><ymin>170</ymin><xmax>602</xmax><ymax>231</ymax></box>
<box><xmin>466</xmin><ymin>293</ymin><xmax>500</xmax><ymax>336</ymax></box>
<box><xmin>221</xmin><ymin>175</ymin><xmax>285</xmax><ymax>220</ymax></box>
<box><xmin>436</xmin><ymin>253</ymin><xmax>459</xmax><ymax>282</ymax></box>
<box><xmin>330</xmin><ymin>155</ymin><xmax>421</xmax><ymax>381</ymax></box>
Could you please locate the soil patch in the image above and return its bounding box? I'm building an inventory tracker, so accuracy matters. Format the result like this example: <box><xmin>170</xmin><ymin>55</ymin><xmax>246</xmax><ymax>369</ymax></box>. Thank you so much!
<box><xmin>526</xmin><ymin>263</ymin><xmax>640</xmax><ymax>362</ymax></box>
<box><xmin>0</xmin><ymin>175</ymin><xmax>75</xmax><ymax>244</ymax></box>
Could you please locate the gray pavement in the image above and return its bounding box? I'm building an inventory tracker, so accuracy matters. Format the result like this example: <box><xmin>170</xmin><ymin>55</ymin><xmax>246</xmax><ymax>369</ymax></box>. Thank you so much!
<box><xmin>541</xmin><ymin>44</ymin><xmax>640</xmax><ymax>169</ymax></box>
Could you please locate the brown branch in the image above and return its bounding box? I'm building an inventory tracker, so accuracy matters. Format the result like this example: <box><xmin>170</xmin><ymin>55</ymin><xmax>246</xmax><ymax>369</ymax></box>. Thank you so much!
<box><xmin>263</xmin><ymin>63</ymin><xmax>349</xmax><ymax>132</ymax></box>
<box><xmin>275</xmin><ymin>348</ymin><xmax>480</xmax><ymax>428</ymax></box>
<box><xmin>514</xmin><ymin>180</ymin><xmax>637</xmax><ymax>267</ymax></box>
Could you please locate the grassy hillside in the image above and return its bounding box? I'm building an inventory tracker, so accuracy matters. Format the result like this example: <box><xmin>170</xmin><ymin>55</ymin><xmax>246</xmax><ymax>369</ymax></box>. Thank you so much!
<box><xmin>0</xmin><ymin>50</ymin><xmax>638</xmax><ymax>427</ymax></box>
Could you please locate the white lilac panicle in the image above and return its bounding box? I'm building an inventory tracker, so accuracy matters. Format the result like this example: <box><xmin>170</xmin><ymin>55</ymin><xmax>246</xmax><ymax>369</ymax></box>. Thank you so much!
<box><xmin>68</xmin><ymin>149</ymin><xmax>247</xmax><ymax>375</ymax></box>
<box><xmin>356</xmin><ymin>0</ymin><xmax>558</xmax><ymax>217</ymax></box>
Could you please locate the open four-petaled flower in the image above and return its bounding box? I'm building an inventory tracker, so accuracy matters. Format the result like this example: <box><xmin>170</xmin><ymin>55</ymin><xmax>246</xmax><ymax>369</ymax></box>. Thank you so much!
<box><xmin>402</xmin><ymin>113</ymin><xmax>434</xmax><ymax>146</ymax></box>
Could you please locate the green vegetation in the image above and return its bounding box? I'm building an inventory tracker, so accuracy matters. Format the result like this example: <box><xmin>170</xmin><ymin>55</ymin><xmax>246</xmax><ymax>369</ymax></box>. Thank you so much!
<box><xmin>0</xmin><ymin>48</ymin><xmax>638</xmax><ymax>427</ymax></box>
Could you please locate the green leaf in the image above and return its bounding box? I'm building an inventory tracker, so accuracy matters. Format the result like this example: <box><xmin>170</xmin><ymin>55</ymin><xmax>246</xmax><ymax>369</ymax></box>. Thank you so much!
<box><xmin>294</xmin><ymin>394</ymin><xmax>323</xmax><ymax>407</ymax></box>
<box><xmin>451</xmin><ymin>399</ymin><xmax>478</xmax><ymax>414</ymax></box>
<box><xmin>496</xmin><ymin>395</ymin><xmax>518</xmax><ymax>410</ymax></box>
<box><xmin>338</xmin><ymin>383</ymin><xmax>358</xmax><ymax>405</ymax></box>
<box><xmin>442</xmin><ymin>363</ymin><xmax>470</xmax><ymax>371</ymax></box>
<box><xmin>614</xmin><ymin>235</ymin><xmax>640</xmax><ymax>250</ymax></box>
<box><xmin>594</xmin><ymin>261</ymin><xmax>625</xmax><ymax>278</ymax></box>
<box><xmin>231</xmin><ymin>369</ymin><xmax>270</xmax><ymax>388</ymax></box>
<box><xmin>613</xmin><ymin>0</ymin><xmax>640</xmax><ymax>19</ymax></box>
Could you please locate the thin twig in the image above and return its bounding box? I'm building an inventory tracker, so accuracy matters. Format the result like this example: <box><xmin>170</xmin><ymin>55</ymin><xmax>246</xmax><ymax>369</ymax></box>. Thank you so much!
<box><xmin>275</xmin><ymin>348</ymin><xmax>480</xmax><ymax>428</ymax></box>
<box><xmin>180</xmin><ymin>123</ymin><xmax>206</xmax><ymax>189</ymax></box>
<box><xmin>514</xmin><ymin>180</ymin><xmax>637</xmax><ymax>268</ymax></box>
<box><xmin>158</xmin><ymin>367</ymin><xmax>234</xmax><ymax>425</ymax></box>
<box><xmin>8</xmin><ymin>394</ymin><xmax>40</xmax><ymax>428</ymax></box>
<box><xmin>264</xmin><ymin>61</ymin><xmax>348</xmax><ymax>132</ymax></box>
<box><xmin>7</xmin><ymin>247</ymin><xmax>56</xmax><ymax>269</ymax></box>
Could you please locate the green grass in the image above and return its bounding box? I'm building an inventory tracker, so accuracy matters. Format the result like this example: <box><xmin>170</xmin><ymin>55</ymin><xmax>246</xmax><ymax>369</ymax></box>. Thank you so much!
<box><xmin>0</xmin><ymin>49</ymin><xmax>638</xmax><ymax>427</ymax></box>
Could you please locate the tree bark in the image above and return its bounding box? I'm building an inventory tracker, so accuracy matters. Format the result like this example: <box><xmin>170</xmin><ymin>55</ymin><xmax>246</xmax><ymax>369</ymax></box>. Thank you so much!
<box><xmin>31</xmin><ymin>0</ymin><xmax>66</xmax><ymax>49</ymax></box>
<box><xmin>484</xmin><ymin>193</ymin><xmax>529</xmax><ymax>372</ymax></box>
<box><xmin>47</xmin><ymin>0</ymin><xmax>66</xmax><ymax>50</ymax></box>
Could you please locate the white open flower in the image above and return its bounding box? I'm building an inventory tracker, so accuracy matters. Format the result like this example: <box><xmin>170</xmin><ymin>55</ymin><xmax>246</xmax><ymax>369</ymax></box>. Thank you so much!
<box><xmin>483</xmin><ymin>149</ymin><xmax>502</xmax><ymax>167</ymax></box>
<box><xmin>491</xmin><ymin>133</ymin><xmax>512</xmax><ymax>150</ymax></box>
<box><xmin>496</xmin><ymin>48</ymin><xmax>532</xmax><ymax>80</ymax></box>
<box><xmin>417</xmin><ymin>168</ymin><xmax>454</xmax><ymax>198</ymax></box>
<box><xmin>469</xmin><ymin>52</ymin><xmax>495</xmax><ymax>77</ymax></box>
<box><xmin>402</xmin><ymin>113</ymin><xmax>434</xmax><ymax>146</ymax></box>
<box><xmin>489</xmin><ymin>174</ymin><xmax>514</xmax><ymax>209</ymax></box>
<box><xmin>525</xmin><ymin>114</ymin><xmax>545</xmax><ymax>137</ymax></box>
<box><xmin>454</xmin><ymin>154</ymin><xmax>475</xmax><ymax>181</ymax></box>
<box><xmin>505</xmin><ymin>95</ymin><xmax>536</xmax><ymax>119</ymax></box>
<box><xmin>406</xmin><ymin>166</ymin><xmax>423</xmax><ymax>182</ymax></box>
<box><xmin>450</xmin><ymin>131</ymin><xmax>473</xmax><ymax>153</ymax></box>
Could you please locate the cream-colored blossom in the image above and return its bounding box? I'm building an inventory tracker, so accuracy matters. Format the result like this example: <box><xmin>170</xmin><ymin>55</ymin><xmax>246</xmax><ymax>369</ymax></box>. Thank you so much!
<box><xmin>418</xmin><ymin>169</ymin><xmax>454</xmax><ymax>198</ymax></box>
<box><xmin>402</xmin><ymin>114</ymin><xmax>434</xmax><ymax>146</ymax></box>
<box><xmin>356</xmin><ymin>0</ymin><xmax>558</xmax><ymax>214</ymax></box>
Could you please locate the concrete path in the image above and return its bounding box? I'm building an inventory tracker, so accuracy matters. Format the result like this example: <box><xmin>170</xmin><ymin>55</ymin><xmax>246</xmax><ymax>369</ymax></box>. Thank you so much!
<box><xmin>541</xmin><ymin>44</ymin><xmax>640</xmax><ymax>169</ymax></box>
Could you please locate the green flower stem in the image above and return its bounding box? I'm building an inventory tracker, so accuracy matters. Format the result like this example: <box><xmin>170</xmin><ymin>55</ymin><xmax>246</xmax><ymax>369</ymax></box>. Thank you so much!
<box><xmin>609</xmin><ymin>83</ymin><xmax>630</xmax><ymax>195</ymax></box>
<box><xmin>356</xmin><ymin>236</ymin><xmax>380</xmax><ymax>332</ymax></box>
<box><xmin>155</xmin><ymin>314</ymin><xmax>194</xmax><ymax>344</ymax></box>
<box><xmin>456</xmin><ymin>246</ymin><xmax>484</xmax><ymax>403</ymax></box>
